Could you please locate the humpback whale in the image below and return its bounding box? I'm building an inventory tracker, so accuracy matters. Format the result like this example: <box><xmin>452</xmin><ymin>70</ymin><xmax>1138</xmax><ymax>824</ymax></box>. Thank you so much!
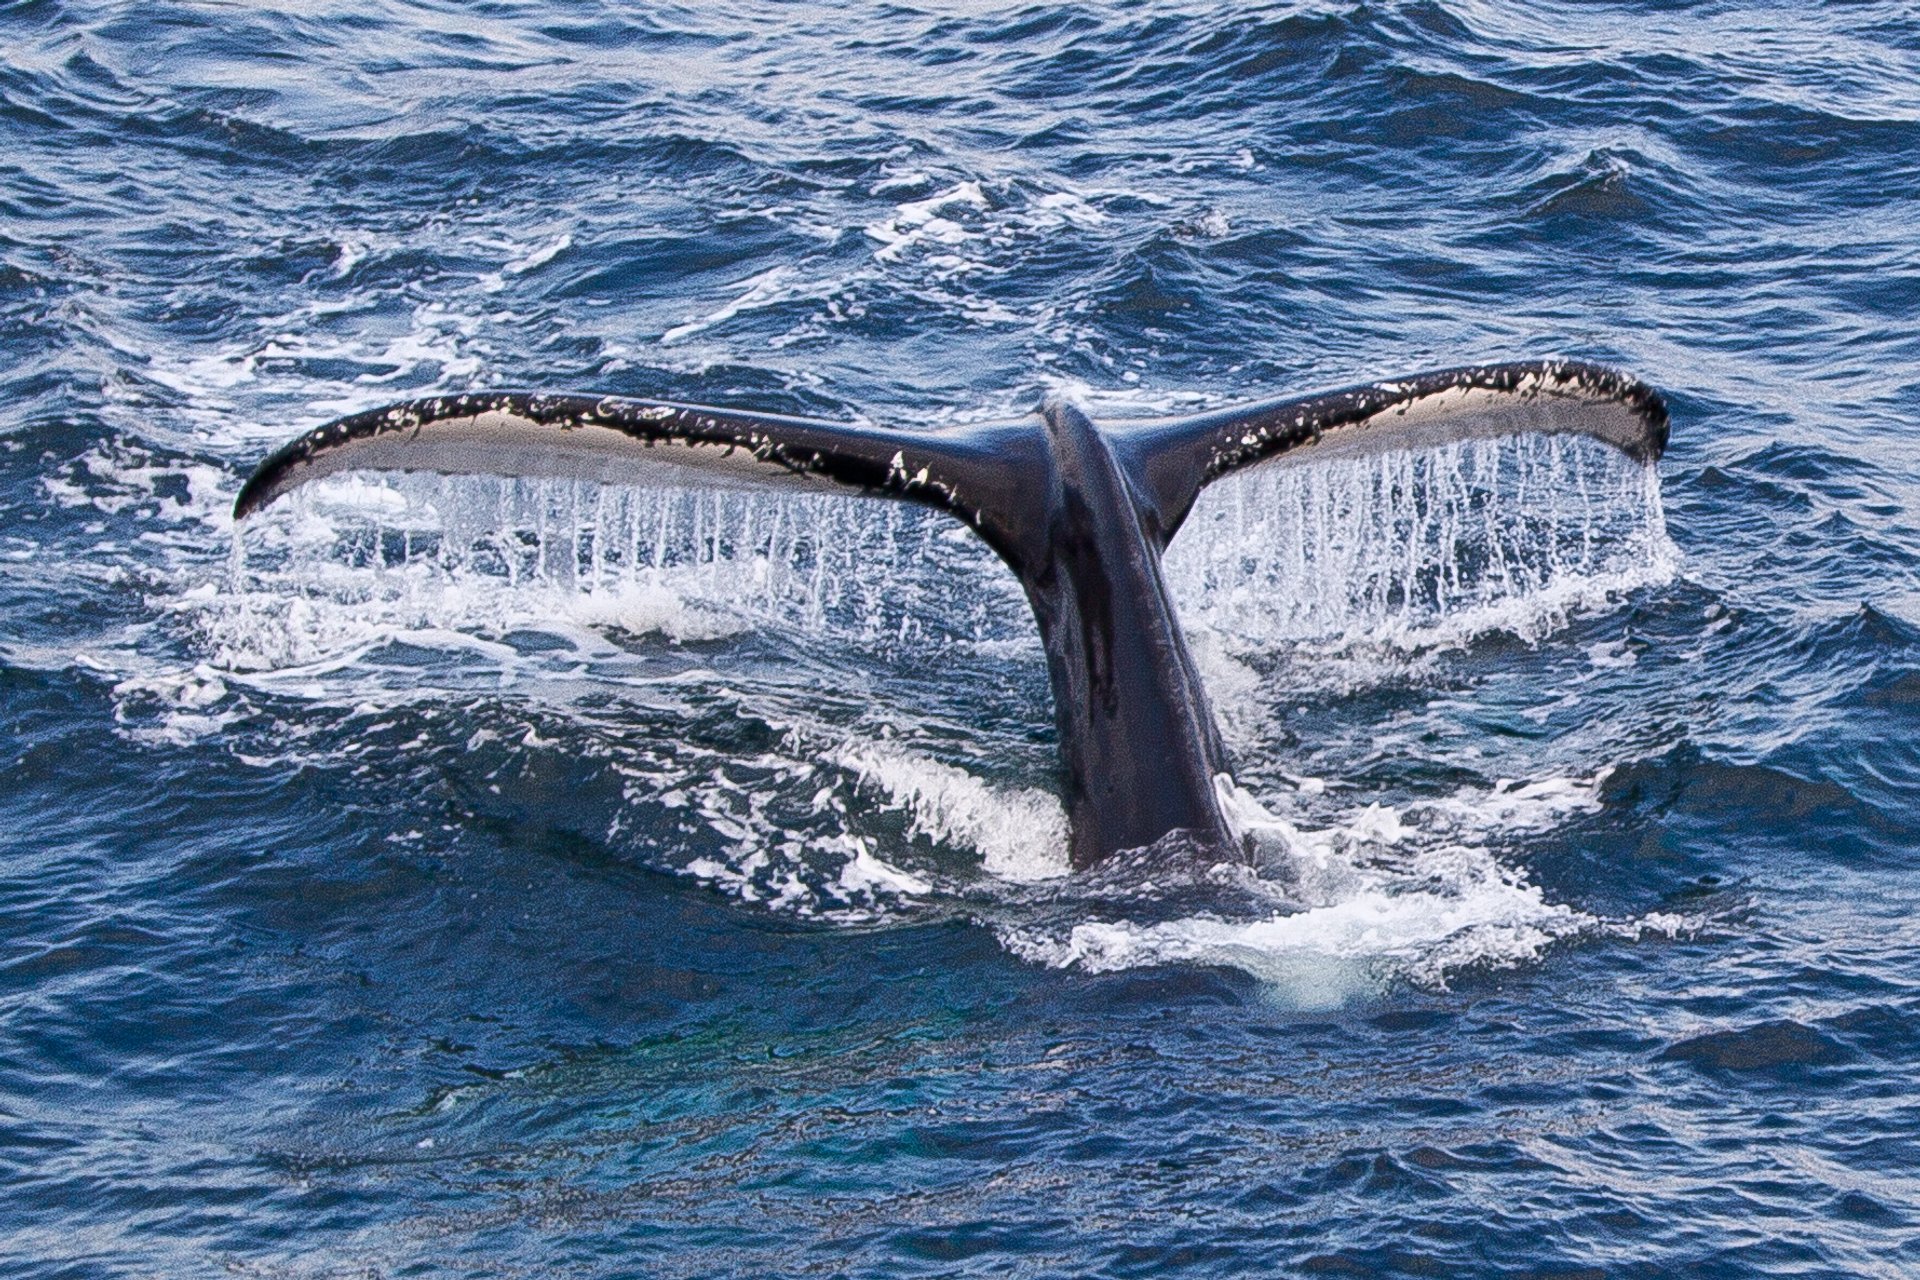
<box><xmin>236</xmin><ymin>360</ymin><xmax>1668</xmax><ymax>870</ymax></box>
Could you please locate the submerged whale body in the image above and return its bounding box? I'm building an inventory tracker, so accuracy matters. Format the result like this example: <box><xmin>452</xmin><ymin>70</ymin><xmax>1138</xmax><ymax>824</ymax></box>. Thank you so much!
<box><xmin>236</xmin><ymin>360</ymin><xmax>1668</xmax><ymax>870</ymax></box>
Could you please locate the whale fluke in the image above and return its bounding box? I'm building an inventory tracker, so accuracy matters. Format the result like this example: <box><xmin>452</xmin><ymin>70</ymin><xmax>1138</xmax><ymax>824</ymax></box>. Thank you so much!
<box><xmin>235</xmin><ymin>359</ymin><xmax>1669</xmax><ymax>869</ymax></box>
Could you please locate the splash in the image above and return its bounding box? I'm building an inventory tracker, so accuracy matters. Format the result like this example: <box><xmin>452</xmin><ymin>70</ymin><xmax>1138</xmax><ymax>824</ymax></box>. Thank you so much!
<box><xmin>998</xmin><ymin>773</ymin><xmax>1698</xmax><ymax>998</ymax></box>
<box><xmin>163</xmin><ymin>429</ymin><xmax>1689</xmax><ymax>991</ymax></box>
<box><xmin>832</xmin><ymin>740</ymin><xmax>1070</xmax><ymax>884</ymax></box>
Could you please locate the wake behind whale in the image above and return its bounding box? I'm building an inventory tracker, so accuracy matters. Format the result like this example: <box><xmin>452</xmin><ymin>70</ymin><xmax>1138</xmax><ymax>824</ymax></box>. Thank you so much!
<box><xmin>233</xmin><ymin>360</ymin><xmax>1668</xmax><ymax>871</ymax></box>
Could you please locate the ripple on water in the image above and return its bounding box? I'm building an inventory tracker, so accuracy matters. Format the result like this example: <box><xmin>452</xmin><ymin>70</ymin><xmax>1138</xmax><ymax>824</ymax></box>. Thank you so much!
<box><xmin>4</xmin><ymin>0</ymin><xmax>1920</xmax><ymax>1276</ymax></box>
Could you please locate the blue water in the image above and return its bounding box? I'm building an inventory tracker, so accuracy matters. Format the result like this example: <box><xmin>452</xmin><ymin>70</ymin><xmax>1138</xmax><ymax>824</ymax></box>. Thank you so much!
<box><xmin>5</xmin><ymin>2</ymin><xmax>1920</xmax><ymax>1275</ymax></box>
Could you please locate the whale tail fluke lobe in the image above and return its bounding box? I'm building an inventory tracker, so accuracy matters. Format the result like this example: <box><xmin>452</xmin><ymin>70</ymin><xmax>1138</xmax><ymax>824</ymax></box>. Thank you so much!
<box><xmin>231</xmin><ymin>392</ymin><xmax>1054</xmax><ymax>566</ymax></box>
<box><xmin>234</xmin><ymin>359</ymin><xmax>1668</xmax><ymax>869</ymax></box>
<box><xmin>1113</xmin><ymin>359</ymin><xmax>1669</xmax><ymax>546</ymax></box>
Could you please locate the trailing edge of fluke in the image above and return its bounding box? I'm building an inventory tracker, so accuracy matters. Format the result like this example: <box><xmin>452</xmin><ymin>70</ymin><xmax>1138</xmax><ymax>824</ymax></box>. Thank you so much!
<box><xmin>235</xmin><ymin>360</ymin><xmax>1669</xmax><ymax>870</ymax></box>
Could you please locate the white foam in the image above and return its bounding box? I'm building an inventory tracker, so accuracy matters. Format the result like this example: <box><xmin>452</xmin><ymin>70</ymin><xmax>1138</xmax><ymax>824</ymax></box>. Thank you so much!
<box><xmin>1031</xmin><ymin>191</ymin><xmax>1108</xmax><ymax>229</ymax></box>
<box><xmin>133</xmin><ymin>297</ymin><xmax>486</xmax><ymax>422</ymax></box>
<box><xmin>504</xmin><ymin>232</ymin><xmax>572</xmax><ymax>276</ymax></box>
<box><xmin>44</xmin><ymin>445</ymin><xmax>234</xmax><ymax>528</ymax></box>
<box><xmin>1586</xmin><ymin>638</ymin><xmax>1638</xmax><ymax>669</ymax></box>
<box><xmin>871</xmin><ymin>171</ymin><xmax>931</xmax><ymax>196</ymax></box>
<box><xmin>110</xmin><ymin>665</ymin><xmax>244</xmax><ymax>746</ymax></box>
<box><xmin>864</xmin><ymin>181</ymin><xmax>990</xmax><ymax>262</ymax></box>
<box><xmin>1008</xmin><ymin>876</ymin><xmax>1585</xmax><ymax>989</ymax></box>
<box><xmin>833</xmin><ymin>741</ymin><xmax>1070</xmax><ymax>882</ymax></box>
<box><xmin>661</xmin><ymin>266</ymin><xmax>799</xmax><ymax>344</ymax></box>
<box><xmin>1187</xmin><ymin>209</ymin><xmax>1231</xmax><ymax>237</ymax></box>
<box><xmin>330</xmin><ymin>238</ymin><xmax>366</xmax><ymax>279</ymax></box>
<box><xmin>1002</xmin><ymin>771</ymin><xmax>1704</xmax><ymax>994</ymax></box>
<box><xmin>836</xmin><ymin>838</ymin><xmax>934</xmax><ymax>898</ymax></box>
<box><xmin>644</xmin><ymin>761</ymin><xmax>946</xmax><ymax>923</ymax></box>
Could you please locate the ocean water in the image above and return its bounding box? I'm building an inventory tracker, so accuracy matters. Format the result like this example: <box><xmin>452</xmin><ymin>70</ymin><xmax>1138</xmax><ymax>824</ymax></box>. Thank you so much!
<box><xmin>4</xmin><ymin>1</ymin><xmax>1919</xmax><ymax>1275</ymax></box>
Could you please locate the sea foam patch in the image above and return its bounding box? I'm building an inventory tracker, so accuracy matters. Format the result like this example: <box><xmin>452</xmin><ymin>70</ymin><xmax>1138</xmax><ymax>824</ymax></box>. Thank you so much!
<box><xmin>998</xmin><ymin>770</ymin><xmax>1700</xmax><ymax>996</ymax></box>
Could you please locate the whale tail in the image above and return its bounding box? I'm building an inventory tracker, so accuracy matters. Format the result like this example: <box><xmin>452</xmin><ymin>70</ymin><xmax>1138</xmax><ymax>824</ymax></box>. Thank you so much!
<box><xmin>235</xmin><ymin>360</ymin><xmax>1668</xmax><ymax>869</ymax></box>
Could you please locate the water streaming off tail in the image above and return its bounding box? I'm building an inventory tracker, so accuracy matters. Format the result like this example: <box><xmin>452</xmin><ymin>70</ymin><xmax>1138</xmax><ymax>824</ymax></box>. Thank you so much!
<box><xmin>1165</xmin><ymin>434</ymin><xmax>1674</xmax><ymax>649</ymax></box>
<box><xmin>222</xmin><ymin>432</ymin><xmax>1672</xmax><ymax>675</ymax></box>
<box><xmin>223</xmin><ymin>479</ymin><xmax>1033</xmax><ymax>669</ymax></box>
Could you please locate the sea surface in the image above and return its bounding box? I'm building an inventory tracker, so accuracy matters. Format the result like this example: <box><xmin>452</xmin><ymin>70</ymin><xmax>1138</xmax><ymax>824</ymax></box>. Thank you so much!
<box><xmin>4</xmin><ymin>2</ymin><xmax>1919</xmax><ymax>1276</ymax></box>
